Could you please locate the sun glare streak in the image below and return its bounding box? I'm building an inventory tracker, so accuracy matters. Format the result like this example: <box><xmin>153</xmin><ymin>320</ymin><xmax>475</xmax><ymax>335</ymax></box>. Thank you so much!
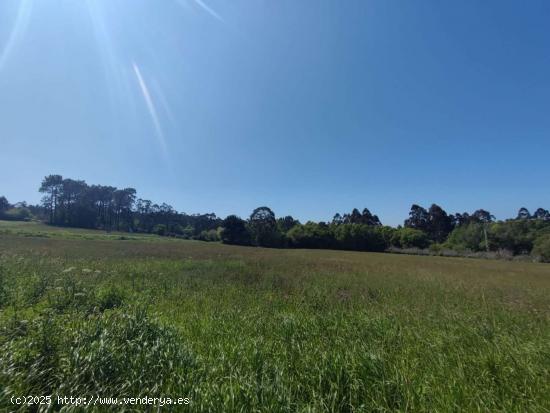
<box><xmin>133</xmin><ymin>62</ymin><xmax>169</xmax><ymax>158</ymax></box>
<box><xmin>194</xmin><ymin>0</ymin><xmax>224</xmax><ymax>22</ymax></box>
<box><xmin>151</xmin><ymin>78</ymin><xmax>177</xmax><ymax>128</ymax></box>
<box><xmin>0</xmin><ymin>0</ymin><xmax>33</xmax><ymax>72</ymax></box>
<box><xmin>85</xmin><ymin>0</ymin><xmax>137</xmax><ymax>120</ymax></box>
<box><xmin>85</xmin><ymin>1</ymin><xmax>170</xmax><ymax>162</ymax></box>
<box><xmin>176</xmin><ymin>0</ymin><xmax>224</xmax><ymax>22</ymax></box>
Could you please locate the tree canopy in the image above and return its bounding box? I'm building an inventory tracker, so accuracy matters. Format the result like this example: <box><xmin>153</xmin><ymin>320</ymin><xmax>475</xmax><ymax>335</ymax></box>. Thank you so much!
<box><xmin>2</xmin><ymin>175</ymin><xmax>550</xmax><ymax>262</ymax></box>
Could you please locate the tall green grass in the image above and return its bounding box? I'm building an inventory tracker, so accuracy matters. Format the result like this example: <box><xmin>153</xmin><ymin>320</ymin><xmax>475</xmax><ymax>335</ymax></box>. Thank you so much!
<box><xmin>0</xmin><ymin>221</ymin><xmax>549</xmax><ymax>411</ymax></box>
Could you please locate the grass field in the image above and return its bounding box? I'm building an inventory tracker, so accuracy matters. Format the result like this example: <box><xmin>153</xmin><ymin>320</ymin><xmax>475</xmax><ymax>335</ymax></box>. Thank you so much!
<box><xmin>0</xmin><ymin>221</ymin><xmax>549</xmax><ymax>412</ymax></box>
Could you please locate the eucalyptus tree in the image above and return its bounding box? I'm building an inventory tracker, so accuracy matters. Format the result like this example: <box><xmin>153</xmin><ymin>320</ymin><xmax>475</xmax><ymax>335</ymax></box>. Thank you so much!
<box><xmin>533</xmin><ymin>208</ymin><xmax>550</xmax><ymax>221</ymax></box>
<box><xmin>516</xmin><ymin>207</ymin><xmax>531</xmax><ymax>220</ymax></box>
<box><xmin>249</xmin><ymin>206</ymin><xmax>279</xmax><ymax>247</ymax></box>
<box><xmin>0</xmin><ymin>196</ymin><xmax>9</xmax><ymax>213</ymax></box>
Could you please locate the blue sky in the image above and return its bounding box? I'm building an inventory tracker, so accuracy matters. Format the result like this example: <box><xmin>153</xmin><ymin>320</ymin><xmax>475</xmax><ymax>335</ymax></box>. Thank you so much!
<box><xmin>0</xmin><ymin>0</ymin><xmax>549</xmax><ymax>226</ymax></box>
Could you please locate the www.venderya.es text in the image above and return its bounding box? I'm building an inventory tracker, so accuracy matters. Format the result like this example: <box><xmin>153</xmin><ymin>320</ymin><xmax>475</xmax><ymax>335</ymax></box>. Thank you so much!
<box><xmin>11</xmin><ymin>395</ymin><xmax>191</xmax><ymax>407</ymax></box>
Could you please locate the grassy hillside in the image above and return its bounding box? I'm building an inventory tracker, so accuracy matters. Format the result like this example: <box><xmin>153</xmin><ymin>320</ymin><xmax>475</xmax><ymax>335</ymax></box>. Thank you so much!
<box><xmin>0</xmin><ymin>220</ymin><xmax>549</xmax><ymax>412</ymax></box>
<box><xmin>0</xmin><ymin>220</ymin><xmax>167</xmax><ymax>241</ymax></box>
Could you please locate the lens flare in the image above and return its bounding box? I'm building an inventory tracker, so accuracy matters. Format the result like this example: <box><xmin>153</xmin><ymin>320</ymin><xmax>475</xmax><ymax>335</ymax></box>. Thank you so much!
<box><xmin>85</xmin><ymin>0</ymin><xmax>137</xmax><ymax>118</ymax></box>
<box><xmin>193</xmin><ymin>0</ymin><xmax>224</xmax><ymax>22</ymax></box>
<box><xmin>176</xmin><ymin>0</ymin><xmax>224</xmax><ymax>22</ymax></box>
<box><xmin>133</xmin><ymin>62</ymin><xmax>168</xmax><ymax>158</ymax></box>
<box><xmin>0</xmin><ymin>0</ymin><xmax>33</xmax><ymax>72</ymax></box>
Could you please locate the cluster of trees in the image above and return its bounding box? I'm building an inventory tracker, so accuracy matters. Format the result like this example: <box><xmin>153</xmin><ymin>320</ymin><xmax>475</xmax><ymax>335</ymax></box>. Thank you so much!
<box><xmin>446</xmin><ymin>210</ymin><xmax>550</xmax><ymax>257</ymax></box>
<box><xmin>220</xmin><ymin>206</ymin><xmax>431</xmax><ymax>251</ymax></box>
<box><xmin>36</xmin><ymin>175</ymin><xmax>222</xmax><ymax>239</ymax></box>
<box><xmin>0</xmin><ymin>196</ymin><xmax>37</xmax><ymax>221</ymax></box>
<box><xmin>1</xmin><ymin>175</ymin><xmax>549</xmax><ymax>262</ymax></box>
<box><xmin>220</xmin><ymin>204</ymin><xmax>550</xmax><ymax>262</ymax></box>
<box><xmin>220</xmin><ymin>204</ymin><xmax>499</xmax><ymax>250</ymax></box>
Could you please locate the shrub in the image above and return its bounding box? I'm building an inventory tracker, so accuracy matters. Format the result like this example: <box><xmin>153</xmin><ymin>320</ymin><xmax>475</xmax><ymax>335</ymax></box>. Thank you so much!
<box><xmin>488</xmin><ymin>220</ymin><xmax>539</xmax><ymax>254</ymax></box>
<box><xmin>445</xmin><ymin>223</ymin><xmax>485</xmax><ymax>251</ymax></box>
<box><xmin>331</xmin><ymin>224</ymin><xmax>387</xmax><ymax>252</ymax></box>
<box><xmin>394</xmin><ymin>228</ymin><xmax>430</xmax><ymax>249</ymax></box>
<box><xmin>429</xmin><ymin>243</ymin><xmax>443</xmax><ymax>253</ymax></box>
<box><xmin>170</xmin><ymin>224</ymin><xmax>185</xmax><ymax>236</ymax></box>
<box><xmin>3</xmin><ymin>207</ymin><xmax>31</xmax><ymax>221</ymax></box>
<box><xmin>48</xmin><ymin>276</ymin><xmax>92</xmax><ymax>313</ymax></box>
<box><xmin>532</xmin><ymin>234</ymin><xmax>550</xmax><ymax>263</ymax></box>
<box><xmin>444</xmin><ymin>219</ymin><xmax>550</xmax><ymax>255</ymax></box>
<box><xmin>96</xmin><ymin>285</ymin><xmax>126</xmax><ymax>311</ymax></box>
<box><xmin>287</xmin><ymin>222</ymin><xmax>334</xmax><ymax>249</ymax></box>
<box><xmin>196</xmin><ymin>229</ymin><xmax>221</xmax><ymax>242</ymax></box>
<box><xmin>152</xmin><ymin>224</ymin><xmax>167</xmax><ymax>236</ymax></box>
<box><xmin>0</xmin><ymin>307</ymin><xmax>196</xmax><ymax>403</ymax></box>
<box><xmin>377</xmin><ymin>226</ymin><xmax>397</xmax><ymax>247</ymax></box>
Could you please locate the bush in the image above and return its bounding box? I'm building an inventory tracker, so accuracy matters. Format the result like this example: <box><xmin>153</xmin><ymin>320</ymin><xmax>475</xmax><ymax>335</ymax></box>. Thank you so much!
<box><xmin>488</xmin><ymin>220</ymin><xmax>540</xmax><ymax>254</ymax></box>
<box><xmin>0</xmin><ymin>307</ymin><xmax>196</xmax><ymax>403</ymax></box>
<box><xmin>445</xmin><ymin>223</ymin><xmax>485</xmax><ymax>251</ymax></box>
<box><xmin>3</xmin><ymin>207</ymin><xmax>31</xmax><ymax>221</ymax></box>
<box><xmin>287</xmin><ymin>222</ymin><xmax>334</xmax><ymax>249</ymax></box>
<box><xmin>152</xmin><ymin>224</ymin><xmax>167</xmax><ymax>236</ymax></box>
<box><xmin>394</xmin><ymin>228</ymin><xmax>430</xmax><ymax>249</ymax></box>
<box><xmin>169</xmin><ymin>225</ymin><xmax>194</xmax><ymax>239</ymax></box>
<box><xmin>429</xmin><ymin>243</ymin><xmax>443</xmax><ymax>253</ymax></box>
<box><xmin>377</xmin><ymin>226</ymin><xmax>397</xmax><ymax>247</ymax></box>
<box><xmin>171</xmin><ymin>224</ymin><xmax>185</xmax><ymax>236</ymax></box>
<box><xmin>532</xmin><ymin>234</ymin><xmax>550</xmax><ymax>262</ymax></box>
<box><xmin>332</xmin><ymin>224</ymin><xmax>387</xmax><ymax>252</ymax></box>
<box><xmin>196</xmin><ymin>229</ymin><xmax>221</xmax><ymax>242</ymax></box>
<box><xmin>96</xmin><ymin>286</ymin><xmax>126</xmax><ymax>311</ymax></box>
<box><xmin>444</xmin><ymin>220</ymin><xmax>550</xmax><ymax>255</ymax></box>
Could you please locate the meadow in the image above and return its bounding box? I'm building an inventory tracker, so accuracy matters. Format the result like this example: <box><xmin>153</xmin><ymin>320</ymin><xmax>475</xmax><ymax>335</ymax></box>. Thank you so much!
<box><xmin>0</xmin><ymin>221</ymin><xmax>549</xmax><ymax>412</ymax></box>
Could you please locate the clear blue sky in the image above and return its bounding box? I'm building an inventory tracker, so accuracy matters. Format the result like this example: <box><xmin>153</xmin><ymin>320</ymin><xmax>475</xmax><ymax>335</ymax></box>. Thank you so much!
<box><xmin>1</xmin><ymin>0</ymin><xmax>549</xmax><ymax>226</ymax></box>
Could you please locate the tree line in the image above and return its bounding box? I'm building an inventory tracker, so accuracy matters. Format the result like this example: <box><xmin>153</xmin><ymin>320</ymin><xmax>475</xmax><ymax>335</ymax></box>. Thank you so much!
<box><xmin>221</xmin><ymin>204</ymin><xmax>549</xmax><ymax>262</ymax></box>
<box><xmin>0</xmin><ymin>175</ymin><xmax>549</xmax><ymax>262</ymax></box>
<box><xmin>33</xmin><ymin>175</ymin><xmax>222</xmax><ymax>240</ymax></box>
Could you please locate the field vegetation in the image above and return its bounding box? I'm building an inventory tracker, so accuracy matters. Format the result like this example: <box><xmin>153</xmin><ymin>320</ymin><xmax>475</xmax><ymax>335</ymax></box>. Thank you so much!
<box><xmin>2</xmin><ymin>176</ymin><xmax>550</xmax><ymax>263</ymax></box>
<box><xmin>0</xmin><ymin>221</ymin><xmax>549</xmax><ymax>411</ymax></box>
